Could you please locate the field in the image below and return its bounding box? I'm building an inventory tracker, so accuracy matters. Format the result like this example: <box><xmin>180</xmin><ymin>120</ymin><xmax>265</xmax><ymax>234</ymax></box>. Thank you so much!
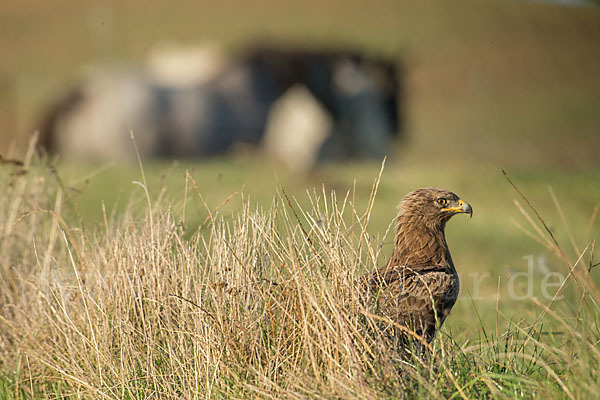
<box><xmin>0</xmin><ymin>147</ymin><xmax>598</xmax><ymax>398</ymax></box>
<box><xmin>1</xmin><ymin>0</ymin><xmax>600</xmax><ymax>398</ymax></box>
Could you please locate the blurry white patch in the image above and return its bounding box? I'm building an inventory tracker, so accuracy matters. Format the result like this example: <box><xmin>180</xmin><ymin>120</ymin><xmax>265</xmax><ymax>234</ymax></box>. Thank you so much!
<box><xmin>146</xmin><ymin>42</ymin><xmax>227</xmax><ymax>87</ymax></box>
<box><xmin>536</xmin><ymin>255</ymin><xmax>550</xmax><ymax>275</ymax></box>
<box><xmin>55</xmin><ymin>68</ymin><xmax>159</xmax><ymax>161</ymax></box>
<box><xmin>263</xmin><ymin>85</ymin><xmax>331</xmax><ymax>173</ymax></box>
<box><xmin>333</xmin><ymin>60</ymin><xmax>369</xmax><ymax>96</ymax></box>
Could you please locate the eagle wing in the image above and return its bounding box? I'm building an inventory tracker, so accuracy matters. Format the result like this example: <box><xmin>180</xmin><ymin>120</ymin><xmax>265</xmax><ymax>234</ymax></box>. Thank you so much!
<box><xmin>362</xmin><ymin>264</ymin><xmax>459</xmax><ymax>340</ymax></box>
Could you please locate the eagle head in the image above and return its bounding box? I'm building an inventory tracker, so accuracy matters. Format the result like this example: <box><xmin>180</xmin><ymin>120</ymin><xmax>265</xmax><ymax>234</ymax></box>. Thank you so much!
<box><xmin>398</xmin><ymin>188</ymin><xmax>473</xmax><ymax>229</ymax></box>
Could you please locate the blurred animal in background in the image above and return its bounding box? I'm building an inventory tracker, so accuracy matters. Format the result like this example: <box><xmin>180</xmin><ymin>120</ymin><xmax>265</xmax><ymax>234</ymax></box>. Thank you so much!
<box><xmin>38</xmin><ymin>43</ymin><xmax>403</xmax><ymax>171</ymax></box>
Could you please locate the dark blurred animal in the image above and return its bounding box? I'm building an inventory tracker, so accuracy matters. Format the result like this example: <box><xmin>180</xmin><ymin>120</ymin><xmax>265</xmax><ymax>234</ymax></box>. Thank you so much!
<box><xmin>38</xmin><ymin>44</ymin><xmax>403</xmax><ymax>165</ymax></box>
<box><xmin>360</xmin><ymin>188</ymin><xmax>472</xmax><ymax>344</ymax></box>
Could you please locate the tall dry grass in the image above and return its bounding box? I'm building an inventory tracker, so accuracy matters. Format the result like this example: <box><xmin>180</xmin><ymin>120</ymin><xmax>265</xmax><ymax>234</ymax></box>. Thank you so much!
<box><xmin>0</xmin><ymin>149</ymin><xmax>598</xmax><ymax>398</ymax></box>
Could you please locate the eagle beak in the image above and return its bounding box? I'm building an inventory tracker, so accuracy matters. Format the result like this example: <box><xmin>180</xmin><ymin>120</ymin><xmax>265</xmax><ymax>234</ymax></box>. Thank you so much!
<box><xmin>442</xmin><ymin>199</ymin><xmax>473</xmax><ymax>218</ymax></box>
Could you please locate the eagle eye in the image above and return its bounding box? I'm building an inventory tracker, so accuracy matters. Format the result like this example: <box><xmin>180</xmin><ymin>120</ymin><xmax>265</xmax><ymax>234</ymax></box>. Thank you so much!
<box><xmin>437</xmin><ymin>198</ymin><xmax>447</xmax><ymax>206</ymax></box>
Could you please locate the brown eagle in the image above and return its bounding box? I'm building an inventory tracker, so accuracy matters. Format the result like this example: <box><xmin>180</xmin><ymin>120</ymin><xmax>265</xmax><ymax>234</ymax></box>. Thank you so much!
<box><xmin>361</xmin><ymin>188</ymin><xmax>472</xmax><ymax>344</ymax></box>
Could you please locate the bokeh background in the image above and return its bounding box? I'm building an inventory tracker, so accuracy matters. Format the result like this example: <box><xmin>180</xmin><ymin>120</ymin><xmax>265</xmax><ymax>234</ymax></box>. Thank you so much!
<box><xmin>1</xmin><ymin>0</ymin><xmax>599</xmax><ymax>331</ymax></box>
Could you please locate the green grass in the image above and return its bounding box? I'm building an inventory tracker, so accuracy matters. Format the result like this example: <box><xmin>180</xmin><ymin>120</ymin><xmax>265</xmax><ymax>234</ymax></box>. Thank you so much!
<box><xmin>1</xmin><ymin>0</ymin><xmax>600</xmax><ymax>168</ymax></box>
<box><xmin>0</xmin><ymin>153</ymin><xmax>597</xmax><ymax>398</ymax></box>
<box><xmin>49</xmin><ymin>155</ymin><xmax>600</xmax><ymax>325</ymax></box>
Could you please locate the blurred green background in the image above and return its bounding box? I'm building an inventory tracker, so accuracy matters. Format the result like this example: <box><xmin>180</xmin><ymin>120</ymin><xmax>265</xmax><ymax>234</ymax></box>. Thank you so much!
<box><xmin>2</xmin><ymin>0</ymin><xmax>599</xmax><ymax>166</ymax></box>
<box><xmin>1</xmin><ymin>0</ymin><xmax>599</xmax><ymax>332</ymax></box>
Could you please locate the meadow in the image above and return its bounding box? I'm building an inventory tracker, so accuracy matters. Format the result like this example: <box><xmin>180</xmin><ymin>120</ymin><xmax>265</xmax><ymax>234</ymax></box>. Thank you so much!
<box><xmin>1</xmin><ymin>0</ymin><xmax>600</xmax><ymax>398</ymax></box>
<box><xmin>0</xmin><ymin>140</ymin><xmax>598</xmax><ymax>398</ymax></box>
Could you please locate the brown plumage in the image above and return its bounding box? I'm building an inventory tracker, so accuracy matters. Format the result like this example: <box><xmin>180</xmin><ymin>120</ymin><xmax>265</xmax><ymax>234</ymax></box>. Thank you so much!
<box><xmin>361</xmin><ymin>188</ymin><xmax>472</xmax><ymax>343</ymax></box>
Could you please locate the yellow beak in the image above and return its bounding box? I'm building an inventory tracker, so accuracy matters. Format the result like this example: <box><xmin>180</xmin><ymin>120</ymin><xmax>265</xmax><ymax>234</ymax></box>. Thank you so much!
<box><xmin>441</xmin><ymin>199</ymin><xmax>473</xmax><ymax>218</ymax></box>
